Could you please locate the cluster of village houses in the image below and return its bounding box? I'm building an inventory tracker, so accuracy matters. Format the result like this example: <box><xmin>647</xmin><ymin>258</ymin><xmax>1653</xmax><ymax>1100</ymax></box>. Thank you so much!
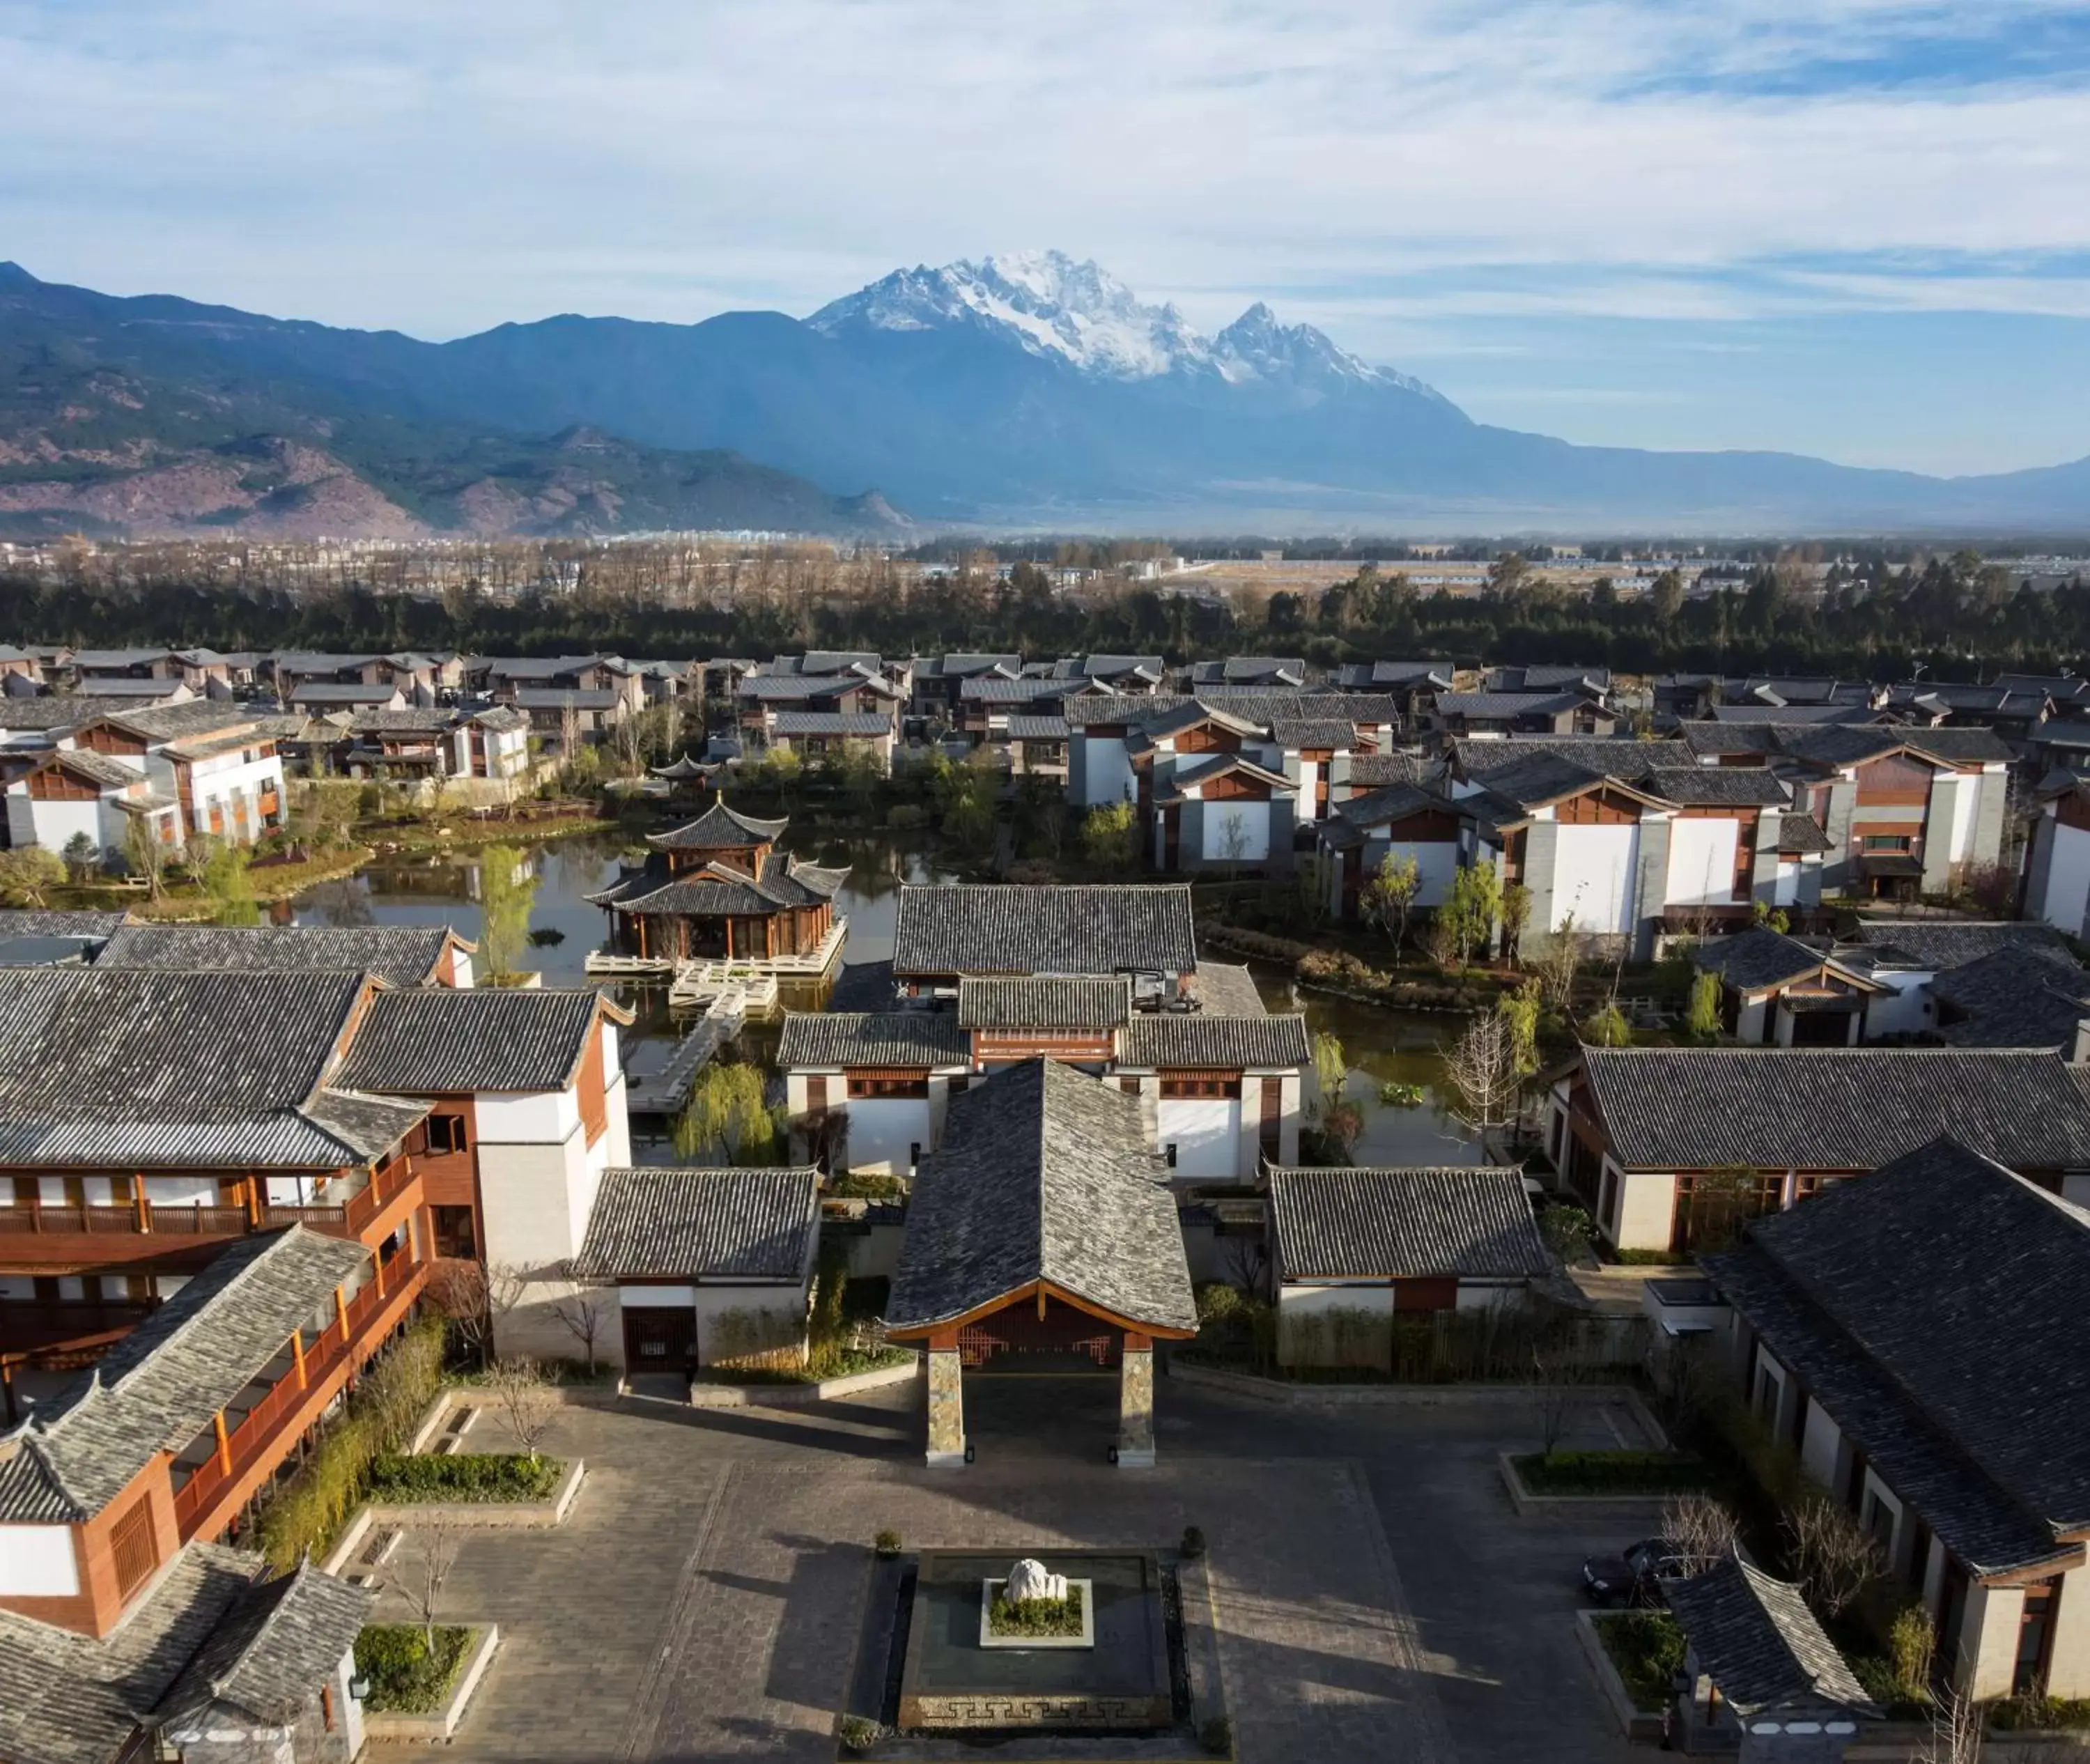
<box><xmin>6</xmin><ymin>647</ymin><xmax>2090</xmax><ymax>1758</ymax></box>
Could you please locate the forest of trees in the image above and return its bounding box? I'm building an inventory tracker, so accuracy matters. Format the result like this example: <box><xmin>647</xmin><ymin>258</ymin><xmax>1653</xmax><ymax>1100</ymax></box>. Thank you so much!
<box><xmin>2</xmin><ymin>543</ymin><xmax>2087</xmax><ymax>680</ymax></box>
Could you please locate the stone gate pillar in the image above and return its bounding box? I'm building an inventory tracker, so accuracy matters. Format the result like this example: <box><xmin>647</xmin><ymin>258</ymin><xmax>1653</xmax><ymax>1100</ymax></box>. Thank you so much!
<box><xmin>1117</xmin><ymin>1333</ymin><xmax>1155</xmax><ymax>1468</ymax></box>
<box><xmin>926</xmin><ymin>1333</ymin><xmax>966</xmax><ymax>1467</ymax></box>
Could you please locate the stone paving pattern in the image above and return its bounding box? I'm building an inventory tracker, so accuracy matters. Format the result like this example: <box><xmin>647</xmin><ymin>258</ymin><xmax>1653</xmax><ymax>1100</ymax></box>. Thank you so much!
<box><xmin>372</xmin><ymin>1376</ymin><xmax>1666</xmax><ymax>1763</ymax></box>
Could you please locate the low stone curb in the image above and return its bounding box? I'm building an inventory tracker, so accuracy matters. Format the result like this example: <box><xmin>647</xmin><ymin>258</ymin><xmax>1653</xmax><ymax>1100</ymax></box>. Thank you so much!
<box><xmin>362</xmin><ymin>1623</ymin><xmax>501</xmax><ymax>1742</ymax></box>
<box><xmin>1573</xmin><ymin>1610</ymin><xmax>1666</xmax><ymax>1744</ymax></box>
<box><xmin>1495</xmin><ymin>1451</ymin><xmax>1698</xmax><ymax>1517</ymax></box>
<box><xmin>686</xmin><ymin>1356</ymin><xmax>922</xmax><ymax>1409</ymax></box>
<box><xmin>1170</xmin><ymin>1361</ymin><xmax>1671</xmax><ymax>1439</ymax></box>
<box><xmin>320</xmin><ymin>1461</ymin><xmax>585</xmax><ymax>1576</ymax></box>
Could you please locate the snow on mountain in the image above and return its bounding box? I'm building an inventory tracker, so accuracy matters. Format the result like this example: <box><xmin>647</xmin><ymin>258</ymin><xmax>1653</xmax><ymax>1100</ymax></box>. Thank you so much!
<box><xmin>809</xmin><ymin>249</ymin><xmax>1446</xmax><ymax>400</ymax></box>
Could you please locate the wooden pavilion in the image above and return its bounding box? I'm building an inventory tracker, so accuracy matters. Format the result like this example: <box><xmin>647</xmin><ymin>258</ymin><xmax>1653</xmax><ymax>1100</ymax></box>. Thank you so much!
<box><xmin>884</xmin><ymin>1059</ymin><xmax>1198</xmax><ymax>1467</ymax></box>
<box><xmin>587</xmin><ymin>794</ymin><xmax>849</xmax><ymax>964</ymax></box>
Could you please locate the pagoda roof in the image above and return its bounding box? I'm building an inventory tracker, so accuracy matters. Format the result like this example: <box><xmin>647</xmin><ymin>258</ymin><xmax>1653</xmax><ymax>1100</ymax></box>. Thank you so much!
<box><xmin>646</xmin><ymin>794</ymin><xmax>789</xmax><ymax>851</ymax></box>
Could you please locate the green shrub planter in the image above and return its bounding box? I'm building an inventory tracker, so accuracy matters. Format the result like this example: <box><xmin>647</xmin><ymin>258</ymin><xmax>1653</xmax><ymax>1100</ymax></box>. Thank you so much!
<box><xmin>355</xmin><ymin>1624</ymin><xmax>474</xmax><ymax>1715</ymax></box>
<box><xmin>364</xmin><ymin>1453</ymin><xmax>564</xmax><ymax>1503</ymax></box>
<box><xmin>1508</xmin><ymin>1449</ymin><xmax>1712</xmax><ymax>1497</ymax></box>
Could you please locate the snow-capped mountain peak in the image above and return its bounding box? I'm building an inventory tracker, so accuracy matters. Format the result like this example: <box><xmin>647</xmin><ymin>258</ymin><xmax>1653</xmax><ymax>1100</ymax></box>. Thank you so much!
<box><xmin>809</xmin><ymin>251</ymin><xmax>1445</xmax><ymax>399</ymax></box>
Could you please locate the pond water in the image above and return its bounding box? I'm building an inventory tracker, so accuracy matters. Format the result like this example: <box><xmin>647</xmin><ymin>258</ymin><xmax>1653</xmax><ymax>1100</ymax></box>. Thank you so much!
<box><xmin>289</xmin><ymin>830</ymin><xmax>1483</xmax><ymax>1163</ymax></box>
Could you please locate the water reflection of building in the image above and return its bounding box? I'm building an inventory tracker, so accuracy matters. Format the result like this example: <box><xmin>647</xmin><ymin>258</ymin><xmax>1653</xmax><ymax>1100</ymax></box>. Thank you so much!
<box><xmin>586</xmin><ymin>796</ymin><xmax>849</xmax><ymax>968</ymax></box>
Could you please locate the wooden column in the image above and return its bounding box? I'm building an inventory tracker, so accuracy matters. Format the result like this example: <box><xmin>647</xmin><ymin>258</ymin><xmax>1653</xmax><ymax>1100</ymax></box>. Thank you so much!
<box><xmin>212</xmin><ymin>1409</ymin><xmax>233</xmax><ymax>1476</ymax></box>
<box><xmin>335</xmin><ymin>1285</ymin><xmax>350</xmax><ymax>1343</ymax></box>
<box><xmin>290</xmin><ymin>1328</ymin><xmax>307</xmax><ymax>1390</ymax></box>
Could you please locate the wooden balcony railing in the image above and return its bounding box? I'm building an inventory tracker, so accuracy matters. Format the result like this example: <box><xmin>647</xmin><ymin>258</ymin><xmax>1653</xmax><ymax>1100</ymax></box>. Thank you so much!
<box><xmin>171</xmin><ymin>1246</ymin><xmax>424</xmax><ymax>1537</ymax></box>
<box><xmin>1</xmin><ymin>1160</ymin><xmax>417</xmax><ymax>1246</ymax></box>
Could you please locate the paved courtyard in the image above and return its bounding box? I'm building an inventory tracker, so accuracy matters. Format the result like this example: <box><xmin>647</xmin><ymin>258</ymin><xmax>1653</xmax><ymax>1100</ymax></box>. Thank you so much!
<box><xmin>371</xmin><ymin>1372</ymin><xmax>1664</xmax><ymax>1764</ymax></box>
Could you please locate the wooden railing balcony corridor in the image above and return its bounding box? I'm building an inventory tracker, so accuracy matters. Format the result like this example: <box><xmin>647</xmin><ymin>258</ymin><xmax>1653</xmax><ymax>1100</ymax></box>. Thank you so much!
<box><xmin>169</xmin><ymin>1244</ymin><xmax>426</xmax><ymax>1540</ymax></box>
<box><xmin>0</xmin><ymin>1157</ymin><xmax>421</xmax><ymax>1247</ymax></box>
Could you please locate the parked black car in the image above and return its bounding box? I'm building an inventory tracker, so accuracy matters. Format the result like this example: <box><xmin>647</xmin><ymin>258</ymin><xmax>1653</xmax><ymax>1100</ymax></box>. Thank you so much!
<box><xmin>1581</xmin><ymin>1538</ymin><xmax>1692</xmax><ymax>1607</ymax></box>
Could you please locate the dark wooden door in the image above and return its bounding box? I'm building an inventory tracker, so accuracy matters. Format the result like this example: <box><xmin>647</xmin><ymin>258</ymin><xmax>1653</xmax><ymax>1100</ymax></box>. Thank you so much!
<box><xmin>623</xmin><ymin>1306</ymin><xmax>696</xmax><ymax>1373</ymax></box>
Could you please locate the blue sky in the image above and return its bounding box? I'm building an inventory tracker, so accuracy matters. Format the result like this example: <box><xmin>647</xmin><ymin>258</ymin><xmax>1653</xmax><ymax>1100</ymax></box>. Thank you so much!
<box><xmin>3</xmin><ymin>0</ymin><xmax>2088</xmax><ymax>476</ymax></box>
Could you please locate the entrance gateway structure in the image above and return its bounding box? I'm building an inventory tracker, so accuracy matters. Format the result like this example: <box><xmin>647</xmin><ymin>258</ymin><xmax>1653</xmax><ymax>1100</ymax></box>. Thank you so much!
<box><xmin>884</xmin><ymin>1060</ymin><xmax>1198</xmax><ymax>1467</ymax></box>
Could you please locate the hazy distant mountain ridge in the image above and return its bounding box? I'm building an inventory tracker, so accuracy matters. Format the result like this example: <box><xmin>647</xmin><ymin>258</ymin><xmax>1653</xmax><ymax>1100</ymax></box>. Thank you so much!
<box><xmin>0</xmin><ymin>254</ymin><xmax>2084</xmax><ymax>533</ymax></box>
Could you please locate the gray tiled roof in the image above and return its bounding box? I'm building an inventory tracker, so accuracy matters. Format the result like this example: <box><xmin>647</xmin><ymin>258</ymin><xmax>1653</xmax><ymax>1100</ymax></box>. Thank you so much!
<box><xmin>1191</xmin><ymin>657</ymin><xmax>1307</xmax><ymax>684</ymax></box>
<box><xmin>0</xmin><ymin>968</ymin><xmax>426</xmax><ymax>1167</ymax></box>
<box><xmin>286</xmin><ymin>681</ymin><xmax>398</xmax><ymax>705</ymax></box>
<box><xmin>1266</xmin><ymin>717</ymin><xmax>1359</xmax><ymax>750</ymax></box>
<box><xmin>0</xmin><ymin>1228</ymin><xmax>370</xmax><ymax>1522</ymax></box>
<box><xmin>155</xmin><ymin>1562</ymin><xmax>373</xmax><ymax>1728</ymax></box>
<box><xmin>97</xmin><ymin>923</ymin><xmax>466</xmax><ymax>987</ymax></box>
<box><xmin>1450</xmin><ymin>736</ymin><xmax>1698</xmax><ymax>780</ymax></box>
<box><xmin>1843</xmin><ymin>918</ymin><xmax>2066</xmax><ymax>973</ymax></box>
<box><xmin>1004</xmin><ymin>714</ymin><xmax>1071</xmax><ymax>741</ymax></box>
<box><xmin>1579</xmin><ymin>1046</ymin><xmax>2090</xmax><ymax>1171</ymax></box>
<box><xmin>775</xmin><ymin>1011</ymin><xmax>971</xmax><ymax>1069</ymax></box>
<box><xmin>0</xmin><ymin>908</ymin><xmax>127</xmax><ymax>938</ymax></box>
<box><xmin>1434</xmin><ymin>690</ymin><xmax>1600</xmax><ymax>717</ymax></box>
<box><xmin>1932</xmin><ymin>944</ymin><xmax>2090</xmax><ymax>1049</ymax></box>
<box><xmin>0</xmin><ymin>1544</ymin><xmax>263</xmax><ymax>1764</ymax></box>
<box><xmin>0</xmin><ymin>695</ymin><xmax>138</xmax><ymax>730</ymax></box>
<box><xmin>1331</xmin><ymin>782</ymin><xmax>1462</xmax><ymax>831</ymax></box>
<box><xmin>1345</xmin><ymin>750</ymin><xmax>1436</xmax><ymax>789</ymax></box>
<box><xmin>43</xmin><ymin>748</ymin><xmax>140</xmax><ymax>789</ymax></box>
<box><xmin>510</xmin><ymin>686</ymin><xmax>622</xmax><ymax>710</ymax></box>
<box><xmin>346</xmin><ymin>706</ymin><xmax>454</xmax><ymax>734</ymax></box>
<box><xmin>1269</xmin><ymin>1166</ymin><xmax>1551</xmax><ymax>1281</ymax></box>
<box><xmin>1708</xmin><ymin>1137</ymin><xmax>2090</xmax><ymax>1575</ymax></box>
<box><xmin>959</xmin><ymin>977</ymin><xmax>1133</xmax><ymax>1030</ymax></box>
<box><xmin>574</xmin><ymin>1166</ymin><xmax>820</xmax><ymax>1280</ymax></box>
<box><xmin>332</xmin><ymin>987</ymin><xmax>620</xmax><ymax>1094</ymax></box>
<box><xmin>591</xmin><ymin>851</ymin><xmax>848</xmax><ymax>917</ymax></box>
<box><xmin>770</xmin><ymin>711</ymin><xmax>893</xmax><ymax>735</ymax></box>
<box><xmin>1065</xmin><ymin>690</ymin><xmax>1400</xmax><ymax>732</ymax></box>
<box><xmin>1184</xmin><ymin>961</ymin><xmax>1268</xmax><ymax>1015</ymax></box>
<box><xmin>891</xmin><ymin>884</ymin><xmax>1198</xmax><ymax>977</ymax></box>
<box><xmin>961</xmin><ymin>676</ymin><xmax>1070</xmax><ymax>703</ymax></box>
<box><xmin>887</xmin><ymin>1060</ymin><xmax>1196</xmax><ymax>1333</ymax></box>
<box><xmin>1776</xmin><ymin>812</ymin><xmax>1834</xmax><ymax>853</ymax></box>
<box><xmin>1692</xmin><ymin>927</ymin><xmax>1839</xmax><ymax>991</ymax></box>
<box><xmin>1118</xmin><ymin>1012</ymin><xmax>1310</xmax><ymax>1070</ymax></box>
<box><xmin>1640</xmin><ymin>766</ymin><xmax>1790</xmax><ymax>807</ymax></box>
<box><xmin>1664</xmin><ymin>1558</ymin><xmax>1875</xmax><ymax>1717</ymax></box>
<box><xmin>826</xmin><ymin>959</ymin><xmax>898</xmax><ymax>1012</ymax></box>
<box><xmin>646</xmin><ymin>796</ymin><xmax>788</xmax><ymax>850</ymax></box>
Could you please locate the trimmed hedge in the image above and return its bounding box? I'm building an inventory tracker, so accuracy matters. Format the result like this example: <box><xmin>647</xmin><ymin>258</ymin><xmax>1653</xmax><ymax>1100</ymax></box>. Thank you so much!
<box><xmin>1592</xmin><ymin>1610</ymin><xmax>1685</xmax><ymax>1712</ymax></box>
<box><xmin>355</xmin><ymin>1623</ymin><xmax>473</xmax><ymax>1715</ymax></box>
<box><xmin>1512</xmin><ymin>1449</ymin><xmax>1712</xmax><ymax>1496</ymax></box>
<box><xmin>988</xmin><ymin>1586</ymin><xmax>1085</xmax><ymax>1637</ymax></box>
<box><xmin>364</xmin><ymin>1453</ymin><xmax>564</xmax><ymax>1503</ymax></box>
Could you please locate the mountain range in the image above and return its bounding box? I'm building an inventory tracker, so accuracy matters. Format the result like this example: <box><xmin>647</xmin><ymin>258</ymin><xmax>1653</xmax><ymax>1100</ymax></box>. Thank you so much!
<box><xmin>1</xmin><ymin>251</ymin><xmax>2086</xmax><ymax>538</ymax></box>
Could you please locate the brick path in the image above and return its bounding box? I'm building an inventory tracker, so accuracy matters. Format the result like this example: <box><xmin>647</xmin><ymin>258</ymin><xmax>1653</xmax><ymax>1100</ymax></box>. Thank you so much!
<box><xmin>371</xmin><ymin>1380</ymin><xmax>1648</xmax><ymax>1764</ymax></box>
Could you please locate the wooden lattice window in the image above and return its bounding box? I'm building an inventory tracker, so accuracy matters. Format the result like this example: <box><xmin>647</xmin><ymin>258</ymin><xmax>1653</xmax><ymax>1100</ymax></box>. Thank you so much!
<box><xmin>109</xmin><ymin>1498</ymin><xmax>157</xmax><ymax>1600</ymax></box>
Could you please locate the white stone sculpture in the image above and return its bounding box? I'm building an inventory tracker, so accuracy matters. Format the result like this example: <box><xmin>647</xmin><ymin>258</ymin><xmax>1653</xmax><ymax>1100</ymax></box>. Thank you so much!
<box><xmin>1004</xmin><ymin>1558</ymin><xmax>1067</xmax><ymax>1603</ymax></box>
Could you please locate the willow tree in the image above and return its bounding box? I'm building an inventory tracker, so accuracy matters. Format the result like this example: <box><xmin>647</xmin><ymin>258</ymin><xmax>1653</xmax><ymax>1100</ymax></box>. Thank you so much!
<box><xmin>478</xmin><ymin>844</ymin><xmax>536</xmax><ymax>982</ymax></box>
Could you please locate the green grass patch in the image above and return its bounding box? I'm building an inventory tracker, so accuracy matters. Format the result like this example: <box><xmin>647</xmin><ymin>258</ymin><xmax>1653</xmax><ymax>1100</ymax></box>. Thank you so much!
<box><xmin>354</xmin><ymin>1624</ymin><xmax>474</xmax><ymax>1714</ymax></box>
<box><xmin>1592</xmin><ymin>1610</ymin><xmax>1685</xmax><ymax>1712</ymax></box>
<box><xmin>1512</xmin><ymin>1449</ymin><xmax>1712</xmax><ymax>1496</ymax></box>
<box><xmin>364</xmin><ymin>1453</ymin><xmax>562</xmax><ymax>1503</ymax></box>
<box><xmin>988</xmin><ymin>1586</ymin><xmax>1085</xmax><ymax>1638</ymax></box>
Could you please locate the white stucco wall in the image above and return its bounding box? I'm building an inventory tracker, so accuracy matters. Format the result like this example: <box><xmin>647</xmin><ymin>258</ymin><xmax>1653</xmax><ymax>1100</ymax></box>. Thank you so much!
<box><xmin>1078</xmin><ymin>736</ymin><xmax>1135</xmax><ymax>807</ymax></box>
<box><xmin>1863</xmin><ymin>972</ymin><xmax>1935</xmax><ymax>1039</ymax></box>
<box><xmin>1801</xmin><ymin>1396</ymin><xmax>1844</xmax><ymax>1488</ymax></box>
<box><xmin>2038</xmin><ymin>819</ymin><xmax>2090</xmax><ymax>937</ymax></box>
<box><xmin>1611</xmin><ymin>1168</ymin><xmax>1676</xmax><ymax>1251</ymax></box>
<box><xmin>1666</xmin><ymin>817</ymin><xmax>1740</xmax><ymax>908</ymax></box>
<box><xmin>1200</xmin><ymin>800</ymin><xmax>1271</xmax><ymax>863</ymax></box>
<box><xmin>0</xmin><ymin>1526</ymin><xmax>80</xmax><ymax>1595</ymax></box>
<box><xmin>1367</xmin><ymin>837</ymin><xmax>1462</xmax><ymax>907</ymax></box>
<box><xmin>1554</xmin><ymin>822</ymin><xmax>1641</xmax><ymax>935</ymax></box>
<box><xmin>1158</xmin><ymin>1097</ymin><xmax>1241</xmax><ymax>1178</ymax></box>
<box><xmin>839</xmin><ymin>1097</ymin><xmax>934</xmax><ymax>1174</ymax></box>
<box><xmin>1961</xmin><ymin>1582</ymin><xmax>2027</xmax><ymax>1699</ymax></box>
<box><xmin>2047</xmin><ymin>1569</ymin><xmax>2090</xmax><ymax>1697</ymax></box>
<box><xmin>1773</xmin><ymin>859</ymin><xmax>1799</xmax><ymax>907</ymax></box>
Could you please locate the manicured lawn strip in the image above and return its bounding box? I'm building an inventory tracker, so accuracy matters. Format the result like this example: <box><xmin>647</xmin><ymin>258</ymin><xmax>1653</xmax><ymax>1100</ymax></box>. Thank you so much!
<box><xmin>1592</xmin><ymin>1609</ymin><xmax>1685</xmax><ymax>1712</ymax></box>
<box><xmin>988</xmin><ymin>1586</ymin><xmax>1085</xmax><ymax>1638</ymax></box>
<box><xmin>355</xmin><ymin>1623</ymin><xmax>473</xmax><ymax>1714</ymax></box>
<box><xmin>1512</xmin><ymin>1449</ymin><xmax>1713</xmax><ymax>1496</ymax></box>
<box><xmin>364</xmin><ymin>1453</ymin><xmax>563</xmax><ymax>1503</ymax></box>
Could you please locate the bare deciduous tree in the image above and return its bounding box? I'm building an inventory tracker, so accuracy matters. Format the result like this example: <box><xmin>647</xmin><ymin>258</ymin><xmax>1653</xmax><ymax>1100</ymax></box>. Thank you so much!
<box><xmin>401</xmin><ymin>1515</ymin><xmax>462</xmax><ymax>1650</ymax></box>
<box><xmin>1442</xmin><ymin>1012</ymin><xmax>1522</xmax><ymax>1156</ymax></box>
<box><xmin>487</xmin><ymin>1357</ymin><xmax>558</xmax><ymax>1464</ymax></box>
<box><xmin>1529</xmin><ymin>911</ymin><xmax>1583</xmax><ymax>1012</ymax></box>
<box><xmin>1786</xmin><ymin>1492</ymin><xmax>1884</xmax><ymax>1618</ymax></box>
<box><xmin>1919</xmin><ymin>1689</ymin><xmax>1983</xmax><ymax>1764</ymax></box>
<box><xmin>1661</xmin><ymin>1494</ymin><xmax>1740</xmax><ymax>1577</ymax></box>
<box><xmin>551</xmin><ymin>1263</ymin><xmax>609</xmax><ymax>1376</ymax></box>
<box><xmin>1531</xmin><ymin>1345</ymin><xmax>1582</xmax><ymax>1458</ymax></box>
<box><xmin>424</xmin><ymin>1259</ymin><xmax>494</xmax><ymax>1368</ymax></box>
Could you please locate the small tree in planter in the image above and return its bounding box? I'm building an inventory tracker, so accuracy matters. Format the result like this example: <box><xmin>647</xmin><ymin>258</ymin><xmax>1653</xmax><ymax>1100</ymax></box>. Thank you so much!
<box><xmin>401</xmin><ymin>1515</ymin><xmax>463</xmax><ymax>1650</ymax></box>
<box><xmin>487</xmin><ymin>1358</ymin><xmax>557</xmax><ymax>1464</ymax></box>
